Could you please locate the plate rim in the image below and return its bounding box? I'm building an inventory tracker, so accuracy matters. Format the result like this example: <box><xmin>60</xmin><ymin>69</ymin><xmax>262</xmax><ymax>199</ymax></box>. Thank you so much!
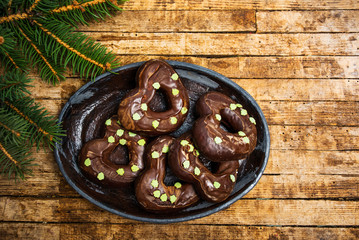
<box><xmin>54</xmin><ymin>60</ymin><xmax>270</xmax><ymax>224</ymax></box>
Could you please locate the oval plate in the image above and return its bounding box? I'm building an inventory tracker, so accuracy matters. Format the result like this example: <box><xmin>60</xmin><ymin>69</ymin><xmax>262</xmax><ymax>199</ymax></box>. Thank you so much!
<box><xmin>54</xmin><ymin>60</ymin><xmax>270</xmax><ymax>224</ymax></box>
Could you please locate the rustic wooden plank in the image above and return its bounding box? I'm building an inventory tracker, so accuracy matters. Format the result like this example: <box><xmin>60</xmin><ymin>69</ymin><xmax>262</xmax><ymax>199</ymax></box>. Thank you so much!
<box><xmin>257</xmin><ymin>10</ymin><xmax>359</xmax><ymax>33</ymax></box>
<box><xmin>1</xmin><ymin>197</ymin><xmax>357</xmax><ymax>225</ymax></box>
<box><xmin>31</xmin><ymin>78</ymin><xmax>359</xmax><ymax>102</ymax></box>
<box><xmin>93</xmin><ymin>33</ymin><xmax>359</xmax><ymax>56</ymax></box>
<box><xmin>79</xmin><ymin>10</ymin><xmax>256</xmax><ymax>33</ymax></box>
<box><xmin>1</xmin><ymin>223</ymin><xmax>358</xmax><ymax>240</ymax></box>
<box><xmin>121</xmin><ymin>0</ymin><xmax>359</xmax><ymax>10</ymax></box>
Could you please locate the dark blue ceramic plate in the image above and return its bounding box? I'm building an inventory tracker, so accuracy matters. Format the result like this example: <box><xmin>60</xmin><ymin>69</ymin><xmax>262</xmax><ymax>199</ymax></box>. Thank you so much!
<box><xmin>54</xmin><ymin>60</ymin><xmax>270</xmax><ymax>224</ymax></box>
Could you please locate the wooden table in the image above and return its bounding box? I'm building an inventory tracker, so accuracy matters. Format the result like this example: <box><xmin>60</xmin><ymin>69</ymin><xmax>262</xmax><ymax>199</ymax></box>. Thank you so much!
<box><xmin>1</xmin><ymin>0</ymin><xmax>359</xmax><ymax>239</ymax></box>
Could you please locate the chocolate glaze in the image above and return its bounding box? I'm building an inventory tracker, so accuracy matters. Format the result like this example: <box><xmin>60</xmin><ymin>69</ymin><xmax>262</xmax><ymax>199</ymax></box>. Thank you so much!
<box><xmin>193</xmin><ymin>91</ymin><xmax>257</xmax><ymax>162</ymax></box>
<box><xmin>117</xmin><ymin>60</ymin><xmax>189</xmax><ymax>136</ymax></box>
<box><xmin>135</xmin><ymin>136</ymin><xmax>199</xmax><ymax>211</ymax></box>
<box><xmin>168</xmin><ymin>133</ymin><xmax>240</xmax><ymax>202</ymax></box>
<box><xmin>79</xmin><ymin>116</ymin><xmax>147</xmax><ymax>186</ymax></box>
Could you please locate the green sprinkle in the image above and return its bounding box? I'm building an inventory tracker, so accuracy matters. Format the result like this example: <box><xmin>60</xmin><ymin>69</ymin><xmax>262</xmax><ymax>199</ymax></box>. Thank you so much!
<box><xmin>151</xmin><ymin>179</ymin><xmax>159</xmax><ymax>188</ymax></box>
<box><xmin>152</xmin><ymin>120</ymin><xmax>159</xmax><ymax>129</ymax></box>
<box><xmin>170</xmin><ymin>116</ymin><xmax>178</xmax><ymax>125</ymax></box>
<box><xmin>129</xmin><ymin>132</ymin><xmax>137</xmax><ymax>137</ymax></box>
<box><xmin>238</xmin><ymin>131</ymin><xmax>246</xmax><ymax>137</ymax></box>
<box><xmin>162</xmin><ymin>145</ymin><xmax>169</xmax><ymax>153</ymax></box>
<box><xmin>119</xmin><ymin>139</ymin><xmax>127</xmax><ymax>145</ymax></box>
<box><xmin>152</xmin><ymin>82</ymin><xmax>160</xmax><ymax>89</ymax></box>
<box><xmin>84</xmin><ymin>158</ymin><xmax>91</xmax><ymax>167</ymax></box>
<box><xmin>174</xmin><ymin>182</ymin><xmax>182</xmax><ymax>189</ymax></box>
<box><xmin>180</xmin><ymin>140</ymin><xmax>189</xmax><ymax>146</ymax></box>
<box><xmin>215</xmin><ymin>114</ymin><xmax>222</xmax><ymax>121</ymax></box>
<box><xmin>172</xmin><ymin>89</ymin><xmax>179</xmax><ymax>96</ymax></box>
<box><xmin>213</xmin><ymin>181</ymin><xmax>221</xmax><ymax>189</ymax></box>
<box><xmin>105</xmin><ymin>119</ymin><xmax>112</xmax><ymax>126</ymax></box>
<box><xmin>182</xmin><ymin>160</ymin><xmax>190</xmax><ymax>169</ymax></box>
<box><xmin>116</xmin><ymin>129</ymin><xmax>124</xmax><ymax>137</ymax></box>
<box><xmin>160</xmin><ymin>193</ymin><xmax>168</xmax><ymax>202</ymax></box>
<box><xmin>171</xmin><ymin>73</ymin><xmax>179</xmax><ymax>81</ymax></box>
<box><xmin>141</xmin><ymin>103</ymin><xmax>148</xmax><ymax>111</ymax></box>
<box><xmin>138</xmin><ymin>139</ymin><xmax>146</xmax><ymax>146</ymax></box>
<box><xmin>188</xmin><ymin>144</ymin><xmax>194</xmax><ymax>152</ymax></box>
<box><xmin>152</xmin><ymin>151</ymin><xmax>160</xmax><ymax>159</ymax></box>
<box><xmin>194</xmin><ymin>167</ymin><xmax>201</xmax><ymax>176</ymax></box>
<box><xmin>170</xmin><ymin>195</ymin><xmax>177</xmax><ymax>204</ymax></box>
<box><xmin>249</xmin><ymin>117</ymin><xmax>256</xmax><ymax>125</ymax></box>
<box><xmin>230</xmin><ymin>174</ymin><xmax>236</xmax><ymax>182</ymax></box>
<box><xmin>181</xmin><ymin>107</ymin><xmax>188</xmax><ymax>114</ymax></box>
<box><xmin>241</xmin><ymin>109</ymin><xmax>248</xmax><ymax>116</ymax></box>
<box><xmin>131</xmin><ymin>165</ymin><xmax>139</xmax><ymax>172</ymax></box>
<box><xmin>117</xmin><ymin>120</ymin><xmax>121</xmax><ymax>126</ymax></box>
<box><xmin>116</xmin><ymin>168</ymin><xmax>124</xmax><ymax>176</ymax></box>
<box><xmin>97</xmin><ymin>172</ymin><xmax>105</xmax><ymax>181</ymax></box>
<box><xmin>230</xmin><ymin>103</ymin><xmax>237</xmax><ymax>110</ymax></box>
<box><xmin>132</xmin><ymin>113</ymin><xmax>141</xmax><ymax>121</ymax></box>
<box><xmin>153</xmin><ymin>190</ymin><xmax>161</xmax><ymax>198</ymax></box>
<box><xmin>236</xmin><ymin>103</ymin><xmax>243</xmax><ymax>108</ymax></box>
<box><xmin>214</xmin><ymin>136</ymin><xmax>222</xmax><ymax>144</ymax></box>
<box><xmin>108</xmin><ymin>136</ymin><xmax>115</xmax><ymax>143</ymax></box>
<box><xmin>243</xmin><ymin>137</ymin><xmax>250</xmax><ymax>144</ymax></box>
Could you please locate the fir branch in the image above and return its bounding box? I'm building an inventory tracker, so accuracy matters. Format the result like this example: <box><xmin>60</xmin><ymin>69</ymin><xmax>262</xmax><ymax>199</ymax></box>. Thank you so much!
<box><xmin>0</xmin><ymin>107</ymin><xmax>29</xmax><ymax>144</ymax></box>
<box><xmin>0</xmin><ymin>69</ymin><xmax>32</xmax><ymax>101</ymax></box>
<box><xmin>0</xmin><ymin>140</ymin><xmax>34</xmax><ymax>181</ymax></box>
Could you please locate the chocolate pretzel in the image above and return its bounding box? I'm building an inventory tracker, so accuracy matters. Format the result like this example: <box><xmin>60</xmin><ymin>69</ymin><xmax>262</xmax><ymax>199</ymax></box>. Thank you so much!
<box><xmin>79</xmin><ymin>116</ymin><xmax>147</xmax><ymax>186</ymax></box>
<box><xmin>168</xmin><ymin>133</ymin><xmax>240</xmax><ymax>202</ymax></box>
<box><xmin>135</xmin><ymin>135</ymin><xmax>199</xmax><ymax>211</ymax></box>
<box><xmin>193</xmin><ymin>92</ymin><xmax>257</xmax><ymax>162</ymax></box>
<box><xmin>117</xmin><ymin>60</ymin><xmax>189</xmax><ymax>136</ymax></box>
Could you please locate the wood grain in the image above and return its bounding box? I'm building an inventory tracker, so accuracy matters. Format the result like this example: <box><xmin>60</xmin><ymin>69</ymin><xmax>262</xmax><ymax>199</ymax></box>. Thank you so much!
<box><xmin>257</xmin><ymin>10</ymin><xmax>359</xmax><ymax>33</ymax></box>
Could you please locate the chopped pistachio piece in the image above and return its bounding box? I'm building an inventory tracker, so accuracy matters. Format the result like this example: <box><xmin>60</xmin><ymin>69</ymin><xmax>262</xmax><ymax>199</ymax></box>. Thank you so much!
<box><xmin>162</xmin><ymin>145</ymin><xmax>169</xmax><ymax>153</ymax></box>
<box><xmin>230</xmin><ymin>103</ymin><xmax>237</xmax><ymax>110</ymax></box>
<box><xmin>213</xmin><ymin>181</ymin><xmax>221</xmax><ymax>189</ymax></box>
<box><xmin>160</xmin><ymin>193</ymin><xmax>168</xmax><ymax>202</ymax></box>
<box><xmin>141</xmin><ymin>103</ymin><xmax>148</xmax><ymax>111</ymax></box>
<box><xmin>128</xmin><ymin>132</ymin><xmax>137</xmax><ymax>137</ymax></box>
<box><xmin>170</xmin><ymin>195</ymin><xmax>177</xmax><ymax>204</ymax></box>
<box><xmin>152</xmin><ymin>120</ymin><xmax>159</xmax><ymax>129</ymax></box>
<box><xmin>181</xmin><ymin>107</ymin><xmax>188</xmax><ymax>115</ymax></box>
<box><xmin>188</xmin><ymin>144</ymin><xmax>194</xmax><ymax>152</ymax></box>
<box><xmin>151</xmin><ymin>179</ymin><xmax>159</xmax><ymax>188</ymax></box>
<box><xmin>97</xmin><ymin>172</ymin><xmax>105</xmax><ymax>181</ymax></box>
<box><xmin>84</xmin><ymin>158</ymin><xmax>91</xmax><ymax>167</ymax></box>
<box><xmin>151</xmin><ymin>151</ymin><xmax>160</xmax><ymax>159</ymax></box>
<box><xmin>116</xmin><ymin>129</ymin><xmax>124</xmax><ymax>137</ymax></box>
<box><xmin>241</xmin><ymin>109</ymin><xmax>248</xmax><ymax>116</ymax></box>
<box><xmin>215</xmin><ymin>114</ymin><xmax>222</xmax><ymax>121</ymax></box>
<box><xmin>152</xmin><ymin>82</ymin><xmax>160</xmax><ymax>89</ymax></box>
<box><xmin>137</xmin><ymin>139</ymin><xmax>146</xmax><ymax>146</ymax></box>
<box><xmin>182</xmin><ymin>160</ymin><xmax>190</xmax><ymax>169</ymax></box>
<box><xmin>171</xmin><ymin>73</ymin><xmax>179</xmax><ymax>80</ymax></box>
<box><xmin>105</xmin><ymin>119</ymin><xmax>112</xmax><ymax>126</ymax></box>
<box><xmin>230</xmin><ymin>174</ymin><xmax>236</xmax><ymax>182</ymax></box>
<box><xmin>194</xmin><ymin>149</ymin><xmax>200</xmax><ymax>157</ymax></box>
<box><xmin>153</xmin><ymin>190</ymin><xmax>161</xmax><ymax>198</ymax></box>
<box><xmin>170</xmin><ymin>116</ymin><xmax>178</xmax><ymax>125</ymax></box>
<box><xmin>119</xmin><ymin>139</ymin><xmax>127</xmax><ymax>145</ymax></box>
<box><xmin>243</xmin><ymin>137</ymin><xmax>250</xmax><ymax>144</ymax></box>
<box><xmin>194</xmin><ymin>167</ymin><xmax>201</xmax><ymax>176</ymax></box>
<box><xmin>174</xmin><ymin>182</ymin><xmax>182</xmax><ymax>189</ymax></box>
<box><xmin>249</xmin><ymin>117</ymin><xmax>256</xmax><ymax>125</ymax></box>
<box><xmin>132</xmin><ymin>113</ymin><xmax>141</xmax><ymax>121</ymax></box>
<box><xmin>108</xmin><ymin>136</ymin><xmax>115</xmax><ymax>143</ymax></box>
<box><xmin>238</xmin><ymin>131</ymin><xmax>246</xmax><ymax>137</ymax></box>
<box><xmin>131</xmin><ymin>165</ymin><xmax>139</xmax><ymax>172</ymax></box>
<box><xmin>172</xmin><ymin>88</ymin><xmax>179</xmax><ymax>96</ymax></box>
<box><xmin>117</xmin><ymin>120</ymin><xmax>121</xmax><ymax>125</ymax></box>
<box><xmin>236</xmin><ymin>103</ymin><xmax>243</xmax><ymax>108</ymax></box>
<box><xmin>180</xmin><ymin>140</ymin><xmax>189</xmax><ymax>146</ymax></box>
<box><xmin>116</xmin><ymin>168</ymin><xmax>125</xmax><ymax>176</ymax></box>
<box><xmin>214</xmin><ymin>136</ymin><xmax>222</xmax><ymax>144</ymax></box>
